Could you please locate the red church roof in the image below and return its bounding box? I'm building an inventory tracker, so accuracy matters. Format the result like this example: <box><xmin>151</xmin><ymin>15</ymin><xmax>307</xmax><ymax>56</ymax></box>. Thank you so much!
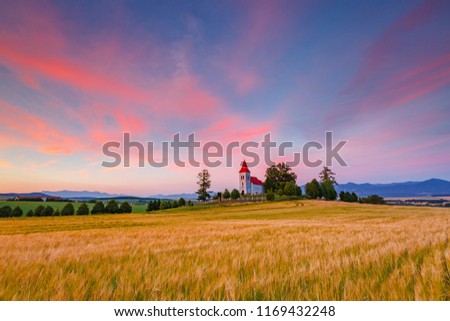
<box><xmin>250</xmin><ymin>176</ymin><xmax>264</xmax><ymax>185</ymax></box>
<box><xmin>239</xmin><ymin>160</ymin><xmax>250</xmax><ymax>173</ymax></box>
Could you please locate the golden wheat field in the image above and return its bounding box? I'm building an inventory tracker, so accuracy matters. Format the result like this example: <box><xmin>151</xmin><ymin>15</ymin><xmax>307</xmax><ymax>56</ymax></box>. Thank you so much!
<box><xmin>0</xmin><ymin>201</ymin><xmax>449</xmax><ymax>300</ymax></box>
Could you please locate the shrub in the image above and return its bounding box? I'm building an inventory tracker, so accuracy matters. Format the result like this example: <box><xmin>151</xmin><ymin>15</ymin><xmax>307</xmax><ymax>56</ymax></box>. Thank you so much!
<box><xmin>266</xmin><ymin>191</ymin><xmax>275</xmax><ymax>202</ymax></box>
<box><xmin>11</xmin><ymin>206</ymin><xmax>23</xmax><ymax>217</ymax></box>
<box><xmin>160</xmin><ymin>201</ymin><xmax>170</xmax><ymax>210</ymax></box>
<box><xmin>119</xmin><ymin>202</ymin><xmax>132</xmax><ymax>213</ymax></box>
<box><xmin>91</xmin><ymin>201</ymin><xmax>105</xmax><ymax>214</ymax></box>
<box><xmin>34</xmin><ymin>205</ymin><xmax>45</xmax><ymax>217</ymax></box>
<box><xmin>0</xmin><ymin>206</ymin><xmax>13</xmax><ymax>218</ymax></box>
<box><xmin>76</xmin><ymin>203</ymin><xmax>89</xmax><ymax>215</ymax></box>
<box><xmin>61</xmin><ymin>203</ymin><xmax>75</xmax><ymax>216</ymax></box>
<box><xmin>231</xmin><ymin>188</ymin><xmax>240</xmax><ymax>200</ymax></box>
<box><xmin>26</xmin><ymin>209</ymin><xmax>34</xmax><ymax>217</ymax></box>
<box><xmin>105</xmin><ymin>200</ymin><xmax>119</xmax><ymax>214</ymax></box>
<box><xmin>42</xmin><ymin>206</ymin><xmax>54</xmax><ymax>217</ymax></box>
<box><xmin>360</xmin><ymin>195</ymin><xmax>385</xmax><ymax>204</ymax></box>
<box><xmin>223</xmin><ymin>189</ymin><xmax>231</xmax><ymax>200</ymax></box>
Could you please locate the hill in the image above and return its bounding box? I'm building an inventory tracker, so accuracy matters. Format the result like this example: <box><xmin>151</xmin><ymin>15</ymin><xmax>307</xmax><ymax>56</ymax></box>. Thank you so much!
<box><xmin>335</xmin><ymin>178</ymin><xmax>450</xmax><ymax>197</ymax></box>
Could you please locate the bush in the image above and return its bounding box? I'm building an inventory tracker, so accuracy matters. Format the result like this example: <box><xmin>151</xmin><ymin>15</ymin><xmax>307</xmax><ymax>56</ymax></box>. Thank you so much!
<box><xmin>11</xmin><ymin>206</ymin><xmax>23</xmax><ymax>217</ymax></box>
<box><xmin>223</xmin><ymin>189</ymin><xmax>230</xmax><ymax>200</ymax></box>
<box><xmin>119</xmin><ymin>202</ymin><xmax>132</xmax><ymax>213</ymax></box>
<box><xmin>360</xmin><ymin>195</ymin><xmax>385</xmax><ymax>204</ymax></box>
<box><xmin>160</xmin><ymin>201</ymin><xmax>170</xmax><ymax>210</ymax></box>
<box><xmin>26</xmin><ymin>209</ymin><xmax>34</xmax><ymax>217</ymax></box>
<box><xmin>188</xmin><ymin>200</ymin><xmax>193</xmax><ymax>206</ymax></box>
<box><xmin>0</xmin><ymin>206</ymin><xmax>13</xmax><ymax>218</ymax></box>
<box><xmin>266</xmin><ymin>191</ymin><xmax>275</xmax><ymax>202</ymax></box>
<box><xmin>34</xmin><ymin>205</ymin><xmax>45</xmax><ymax>217</ymax></box>
<box><xmin>172</xmin><ymin>200</ymin><xmax>178</xmax><ymax>208</ymax></box>
<box><xmin>231</xmin><ymin>188</ymin><xmax>240</xmax><ymax>200</ymax></box>
<box><xmin>76</xmin><ymin>203</ymin><xmax>90</xmax><ymax>215</ymax></box>
<box><xmin>91</xmin><ymin>201</ymin><xmax>105</xmax><ymax>214</ymax></box>
<box><xmin>178</xmin><ymin>198</ymin><xmax>186</xmax><ymax>207</ymax></box>
<box><xmin>53</xmin><ymin>209</ymin><xmax>60</xmax><ymax>216</ymax></box>
<box><xmin>105</xmin><ymin>200</ymin><xmax>119</xmax><ymax>214</ymax></box>
<box><xmin>61</xmin><ymin>203</ymin><xmax>75</xmax><ymax>216</ymax></box>
<box><xmin>42</xmin><ymin>205</ymin><xmax>54</xmax><ymax>217</ymax></box>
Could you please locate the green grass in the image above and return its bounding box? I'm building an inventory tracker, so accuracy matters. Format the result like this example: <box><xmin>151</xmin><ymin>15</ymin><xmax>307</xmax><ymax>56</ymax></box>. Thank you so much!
<box><xmin>0</xmin><ymin>201</ymin><xmax>148</xmax><ymax>214</ymax></box>
<box><xmin>0</xmin><ymin>201</ymin><xmax>449</xmax><ymax>300</ymax></box>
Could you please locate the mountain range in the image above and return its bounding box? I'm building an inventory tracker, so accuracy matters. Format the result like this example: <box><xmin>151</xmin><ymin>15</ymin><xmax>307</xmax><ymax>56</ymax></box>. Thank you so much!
<box><xmin>334</xmin><ymin>178</ymin><xmax>450</xmax><ymax>197</ymax></box>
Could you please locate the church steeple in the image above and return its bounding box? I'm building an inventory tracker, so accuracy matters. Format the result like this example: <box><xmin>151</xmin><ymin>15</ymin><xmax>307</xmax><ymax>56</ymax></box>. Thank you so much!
<box><xmin>239</xmin><ymin>160</ymin><xmax>251</xmax><ymax>194</ymax></box>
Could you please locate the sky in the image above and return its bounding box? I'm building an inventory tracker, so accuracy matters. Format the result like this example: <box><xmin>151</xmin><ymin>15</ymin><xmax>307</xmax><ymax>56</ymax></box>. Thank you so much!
<box><xmin>0</xmin><ymin>0</ymin><xmax>450</xmax><ymax>196</ymax></box>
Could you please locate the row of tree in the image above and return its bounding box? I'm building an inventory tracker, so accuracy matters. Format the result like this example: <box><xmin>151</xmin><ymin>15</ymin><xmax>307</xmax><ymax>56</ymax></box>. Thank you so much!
<box><xmin>339</xmin><ymin>191</ymin><xmax>359</xmax><ymax>203</ymax></box>
<box><xmin>0</xmin><ymin>200</ymin><xmax>133</xmax><ymax>218</ymax></box>
<box><xmin>304</xmin><ymin>167</ymin><xmax>338</xmax><ymax>200</ymax></box>
<box><xmin>0</xmin><ymin>206</ymin><xmax>23</xmax><ymax>218</ymax></box>
<box><xmin>146</xmin><ymin>198</ymin><xmax>193</xmax><ymax>212</ymax></box>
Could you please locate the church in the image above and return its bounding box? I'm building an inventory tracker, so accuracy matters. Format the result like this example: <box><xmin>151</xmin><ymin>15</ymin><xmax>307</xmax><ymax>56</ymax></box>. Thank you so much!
<box><xmin>239</xmin><ymin>160</ymin><xmax>264</xmax><ymax>195</ymax></box>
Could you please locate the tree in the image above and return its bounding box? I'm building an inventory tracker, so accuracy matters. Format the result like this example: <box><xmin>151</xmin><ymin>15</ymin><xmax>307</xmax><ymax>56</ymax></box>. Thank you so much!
<box><xmin>178</xmin><ymin>198</ymin><xmax>186</xmax><ymax>207</ymax></box>
<box><xmin>305</xmin><ymin>179</ymin><xmax>322</xmax><ymax>199</ymax></box>
<box><xmin>26</xmin><ymin>209</ymin><xmax>34</xmax><ymax>217</ymax></box>
<box><xmin>11</xmin><ymin>206</ymin><xmax>22</xmax><ymax>217</ymax></box>
<box><xmin>42</xmin><ymin>205</ymin><xmax>54</xmax><ymax>217</ymax></box>
<box><xmin>266</xmin><ymin>191</ymin><xmax>275</xmax><ymax>202</ymax></box>
<box><xmin>0</xmin><ymin>206</ymin><xmax>12</xmax><ymax>218</ymax></box>
<box><xmin>230</xmin><ymin>188</ymin><xmax>240</xmax><ymax>200</ymax></box>
<box><xmin>61</xmin><ymin>203</ymin><xmax>75</xmax><ymax>216</ymax></box>
<box><xmin>172</xmin><ymin>200</ymin><xmax>179</xmax><ymax>208</ymax></box>
<box><xmin>264</xmin><ymin>162</ymin><xmax>297</xmax><ymax>192</ymax></box>
<box><xmin>34</xmin><ymin>205</ymin><xmax>45</xmax><ymax>217</ymax></box>
<box><xmin>360</xmin><ymin>195</ymin><xmax>385</xmax><ymax>204</ymax></box>
<box><xmin>216</xmin><ymin>192</ymin><xmax>222</xmax><ymax>202</ymax></box>
<box><xmin>187</xmin><ymin>200</ymin><xmax>193</xmax><ymax>206</ymax></box>
<box><xmin>223</xmin><ymin>189</ymin><xmax>230</xmax><ymax>200</ymax></box>
<box><xmin>284</xmin><ymin>182</ymin><xmax>297</xmax><ymax>196</ymax></box>
<box><xmin>196</xmin><ymin>169</ymin><xmax>211</xmax><ymax>201</ymax></box>
<box><xmin>319</xmin><ymin>166</ymin><xmax>337</xmax><ymax>185</ymax></box>
<box><xmin>321</xmin><ymin>181</ymin><xmax>337</xmax><ymax>200</ymax></box>
<box><xmin>160</xmin><ymin>201</ymin><xmax>170</xmax><ymax>210</ymax></box>
<box><xmin>351</xmin><ymin>192</ymin><xmax>358</xmax><ymax>203</ymax></box>
<box><xmin>54</xmin><ymin>209</ymin><xmax>60</xmax><ymax>216</ymax></box>
<box><xmin>295</xmin><ymin>185</ymin><xmax>302</xmax><ymax>197</ymax></box>
<box><xmin>91</xmin><ymin>201</ymin><xmax>105</xmax><ymax>214</ymax></box>
<box><xmin>119</xmin><ymin>202</ymin><xmax>132</xmax><ymax>213</ymax></box>
<box><xmin>105</xmin><ymin>200</ymin><xmax>119</xmax><ymax>214</ymax></box>
<box><xmin>76</xmin><ymin>203</ymin><xmax>89</xmax><ymax>215</ymax></box>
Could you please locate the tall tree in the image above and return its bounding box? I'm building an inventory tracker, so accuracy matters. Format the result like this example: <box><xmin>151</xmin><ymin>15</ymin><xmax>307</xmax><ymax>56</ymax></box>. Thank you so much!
<box><xmin>196</xmin><ymin>169</ymin><xmax>211</xmax><ymax>201</ymax></box>
<box><xmin>319</xmin><ymin>166</ymin><xmax>337</xmax><ymax>185</ymax></box>
<box><xmin>264</xmin><ymin>162</ymin><xmax>297</xmax><ymax>192</ymax></box>
<box><xmin>305</xmin><ymin>178</ymin><xmax>322</xmax><ymax>199</ymax></box>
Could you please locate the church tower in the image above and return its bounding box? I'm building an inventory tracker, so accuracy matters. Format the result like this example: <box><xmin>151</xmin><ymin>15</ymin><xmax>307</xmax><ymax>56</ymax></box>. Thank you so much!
<box><xmin>239</xmin><ymin>160</ymin><xmax>251</xmax><ymax>194</ymax></box>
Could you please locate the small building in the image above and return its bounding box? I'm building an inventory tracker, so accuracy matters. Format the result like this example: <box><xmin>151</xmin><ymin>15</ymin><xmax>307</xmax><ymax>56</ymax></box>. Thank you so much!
<box><xmin>239</xmin><ymin>160</ymin><xmax>264</xmax><ymax>194</ymax></box>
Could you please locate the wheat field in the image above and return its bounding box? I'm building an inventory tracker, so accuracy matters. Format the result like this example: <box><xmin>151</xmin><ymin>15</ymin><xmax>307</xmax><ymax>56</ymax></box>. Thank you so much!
<box><xmin>0</xmin><ymin>201</ymin><xmax>449</xmax><ymax>300</ymax></box>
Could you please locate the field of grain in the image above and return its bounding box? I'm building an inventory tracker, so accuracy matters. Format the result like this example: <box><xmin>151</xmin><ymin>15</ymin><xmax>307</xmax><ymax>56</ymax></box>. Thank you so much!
<box><xmin>0</xmin><ymin>201</ymin><xmax>449</xmax><ymax>300</ymax></box>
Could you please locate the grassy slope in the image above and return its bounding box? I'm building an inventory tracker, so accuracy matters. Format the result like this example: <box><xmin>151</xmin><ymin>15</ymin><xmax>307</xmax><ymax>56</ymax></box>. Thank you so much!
<box><xmin>0</xmin><ymin>201</ymin><xmax>449</xmax><ymax>300</ymax></box>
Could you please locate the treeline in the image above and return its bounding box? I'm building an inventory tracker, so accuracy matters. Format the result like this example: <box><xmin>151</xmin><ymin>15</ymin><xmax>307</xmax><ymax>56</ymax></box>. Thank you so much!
<box><xmin>146</xmin><ymin>198</ymin><xmax>193</xmax><ymax>212</ymax></box>
<box><xmin>0</xmin><ymin>200</ymin><xmax>133</xmax><ymax>218</ymax></box>
<box><xmin>305</xmin><ymin>167</ymin><xmax>338</xmax><ymax>200</ymax></box>
<box><xmin>339</xmin><ymin>191</ymin><xmax>386</xmax><ymax>204</ymax></box>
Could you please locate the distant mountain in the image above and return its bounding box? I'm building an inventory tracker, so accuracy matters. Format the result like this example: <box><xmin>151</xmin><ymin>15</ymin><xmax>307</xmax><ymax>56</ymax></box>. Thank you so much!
<box><xmin>42</xmin><ymin>190</ymin><xmax>125</xmax><ymax>199</ymax></box>
<box><xmin>149</xmin><ymin>193</ymin><xmax>197</xmax><ymax>200</ymax></box>
<box><xmin>335</xmin><ymin>179</ymin><xmax>450</xmax><ymax>197</ymax></box>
